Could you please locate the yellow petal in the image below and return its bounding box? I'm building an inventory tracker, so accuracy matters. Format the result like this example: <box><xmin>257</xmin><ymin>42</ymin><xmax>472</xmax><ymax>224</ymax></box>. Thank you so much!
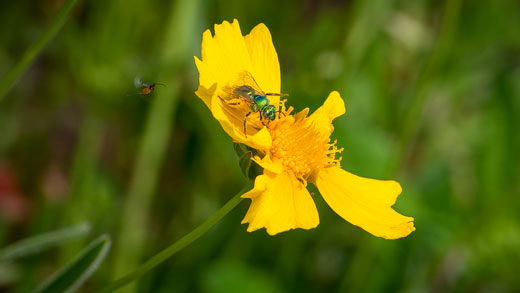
<box><xmin>242</xmin><ymin>174</ymin><xmax>269</xmax><ymax>199</ymax></box>
<box><xmin>241</xmin><ymin>171</ymin><xmax>319</xmax><ymax>235</ymax></box>
<box><xmin>244</xmin><ymin>23</ymin><xmax>281</xmax><ymax>107</ymax></box>
<box><xmin>210</xmin><ymin>96</ymin><xmax>272</xmax><ymax>150</ymax></box>
<box><xmin>307</xmin><ymin>91</ymin><xmax>346</xmax><ymax>136</ymax></box>
<box><xmin>315</xmin><ymin>167</ymin><xmax>415</xmax><ymax>239</ymax></box>
<box><xmin>251</xmin><ymin>154</ymin><xmax>283</xmax><ymax>174</ymax></box>
<box><xmin>197</xmin><ymin>20</ymin><xmax>251</xmax><ymax>91</ymax></box>
<box><xmin>293</xmin><ymin>107</ymin><xmax>309</xmax><ymax>122</ymax></box>
<box><xmin>194</xmin><ymin>19</ymin><xmax>281</xmax><ymax>150</ymax></box>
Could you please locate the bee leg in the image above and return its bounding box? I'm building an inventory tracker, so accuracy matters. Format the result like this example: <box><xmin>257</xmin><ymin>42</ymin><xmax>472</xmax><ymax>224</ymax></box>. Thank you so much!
<box><xmin>259</xmin><ymin>111</ymin><xmax>268</xmax><ymax>127</ymax></box>
<box><xmin>218</xmin><ymin>96</ymin><xmax>241</xmax><ymax>106</ymax></box>
<box><xmin>243</xmin><ymin>112</ymin><xmax>252</xmax><ymax>138</ymax></box>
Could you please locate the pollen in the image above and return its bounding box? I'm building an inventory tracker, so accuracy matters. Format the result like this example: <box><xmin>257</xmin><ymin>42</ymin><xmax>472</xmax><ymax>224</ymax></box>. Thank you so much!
<box><xmin>269</xmin><ymin>118</ymin><xmax>343</xmax><ymax>179</ymax></box>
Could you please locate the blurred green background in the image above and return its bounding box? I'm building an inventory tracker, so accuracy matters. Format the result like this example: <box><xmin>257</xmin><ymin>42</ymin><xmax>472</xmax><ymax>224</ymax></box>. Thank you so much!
<box><xmin>1</xmin><ymin>0</ymin><xmax>520</xmax><ymax>291</ymax></box>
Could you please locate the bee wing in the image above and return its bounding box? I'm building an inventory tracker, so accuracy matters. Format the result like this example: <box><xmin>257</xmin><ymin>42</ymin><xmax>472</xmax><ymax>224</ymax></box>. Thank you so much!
<box><xmin>221</xmin><ymin>86</ymin><xmax>255</xmax><ymax>104</ymax></box>
<box><xmin>235</xmin><ymin>71</ymin><xmax>266</xmax><ymax>96</ymax></box>
<box><xmin>221</xmin><ymin>85</ymin><xmax>255</xmax><ymax>105</ymax></box>
<box><xmin>219</xmin><ymin>70</ymin><xmax>265</xmax><ymax>104</ymax></box>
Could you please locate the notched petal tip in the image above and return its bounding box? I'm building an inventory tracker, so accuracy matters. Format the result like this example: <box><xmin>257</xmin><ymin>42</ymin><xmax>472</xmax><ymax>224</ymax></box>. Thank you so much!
<box><xmin>243</xmin><ymin>21</ymin><xmax>281</xmax><ymax>95</ymax></box>
<box><xmin>293</xmin><ymin>108</ymin><xmax>310</xmax><ymax>121</ymax></box>
<box><xmin>318</xmin><ymin>91</ymin><xmax>346</xmax><ymax>121</ymax></box>
<box><xmin>323</xmin><ymin>91</ymin><xmax>346</xmax><ymax>119</ymax></box>
<box><xmin>306</xmin><ymin>91</ymin><xmax>346</xmax><ymax>137</ymax></box>
<box><xmin>195</xmin><ymin>83</ymin><xmax>218</xmax><ymax>110</ymax></box>
<box><xmin>252</xmin><ymin>22</ymin><xmax>268</xmax><ymax>31</ymax></box>
<box><xmin>382</xmin><ymin>219</ymin><xmax>415</xmax><ymax>239</ymax></box>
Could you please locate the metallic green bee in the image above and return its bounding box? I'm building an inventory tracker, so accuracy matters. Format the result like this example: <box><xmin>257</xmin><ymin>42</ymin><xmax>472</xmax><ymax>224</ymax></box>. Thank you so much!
<box><xmin>220</xmin><ymin>71</ymin><xmax>288</xmax><ymax>138</ymax></box>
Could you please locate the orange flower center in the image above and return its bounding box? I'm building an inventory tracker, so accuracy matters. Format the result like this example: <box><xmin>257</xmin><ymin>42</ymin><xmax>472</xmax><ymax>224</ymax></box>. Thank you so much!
<box><xmin>269</xmin><ymin>117</ymin><xmax>343</xmax><ymax>179</ymax></box>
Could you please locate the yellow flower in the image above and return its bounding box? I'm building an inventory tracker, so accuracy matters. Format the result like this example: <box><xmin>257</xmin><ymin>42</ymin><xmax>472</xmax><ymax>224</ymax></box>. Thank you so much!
<box><xmin>195</xmin><ymin>19</ymin><xmax>415</xmax><ymax>239</ymax></box>
<box><xmin>195</xmin><ymin>19</ymin><xmax>280</xmax><ymax>151</ymax></box>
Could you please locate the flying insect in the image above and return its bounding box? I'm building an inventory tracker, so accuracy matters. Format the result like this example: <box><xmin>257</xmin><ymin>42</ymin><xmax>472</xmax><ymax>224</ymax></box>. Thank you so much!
<box><xmin>134</xmin><ymin>77</ymin><xmax>165</xmax><ymax>95</ymax></box>
<box><xmin>220</xmin><ymin>71</ymin><xmax>288</xmax><ymax>138</ymax></box>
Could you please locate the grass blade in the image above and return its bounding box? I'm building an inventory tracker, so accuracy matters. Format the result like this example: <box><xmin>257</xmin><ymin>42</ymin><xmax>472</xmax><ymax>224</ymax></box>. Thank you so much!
<box><xmin>0</xmin><ymin>0</ymin><xmax>80</xmax><ymax>101</ymax></box>
<box><xmin>36</xmin><ymin>234</ymin><xmax>111</xmax><ymax>293</ymax></box>
<box><xmin>0</xmin><ymin>222</ymin><xmax>91</xmax><ymax>263</ymax></box>
<box><xmin>101</xmin><ymin>185</ymin><xmax>249</xmax><ymax>292</ymax></box>
<box><xmin>112</xmin><ymin>0</ymin><xmax>202</xmax><ymax>288</ymax></box>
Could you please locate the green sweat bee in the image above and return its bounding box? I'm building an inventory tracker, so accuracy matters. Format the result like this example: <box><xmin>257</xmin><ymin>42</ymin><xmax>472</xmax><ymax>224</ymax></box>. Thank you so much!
<box><xmin>220</xmin><ymin>71</ymin><xmax>288</xmax><ymax>138</ymax></box>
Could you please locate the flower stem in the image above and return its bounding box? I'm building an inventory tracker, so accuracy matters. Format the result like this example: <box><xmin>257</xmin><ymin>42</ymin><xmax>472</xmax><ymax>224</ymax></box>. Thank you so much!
<box><xmin>0</xmin><ymin>0</ymin><xmax>80</xmax><ymax>101</ymax></box>
<box><xmin>100</xmin><ymin>184</ymin><xmax>250</xmax><ymax>292</ymax></box>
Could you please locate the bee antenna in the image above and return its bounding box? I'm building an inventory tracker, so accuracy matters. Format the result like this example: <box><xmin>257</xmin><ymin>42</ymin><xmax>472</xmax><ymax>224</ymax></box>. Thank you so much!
<box><xmin>266</xmin><ymin>93</ymin><xmax>289</xmax><ymax>97</ymax></box>
<box><xmin>155</xmin><ymin>83</ymin><xmax>166</xmax><ymax>87</ymax></box>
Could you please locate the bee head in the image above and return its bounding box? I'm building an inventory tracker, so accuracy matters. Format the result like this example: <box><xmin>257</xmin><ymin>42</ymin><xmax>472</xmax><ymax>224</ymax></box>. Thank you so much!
<box><xmin>263</xmin><ymin>105</ymin><xmax>277</xmax><ymax>120</ymax></box>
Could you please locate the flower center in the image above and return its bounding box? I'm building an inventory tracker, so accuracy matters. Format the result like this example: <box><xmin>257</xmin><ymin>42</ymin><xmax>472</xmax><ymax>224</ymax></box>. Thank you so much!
<box><xmin>269</xmin><ymin>118</ymin><xmax>343</xmax><ymax>179</ymax></box>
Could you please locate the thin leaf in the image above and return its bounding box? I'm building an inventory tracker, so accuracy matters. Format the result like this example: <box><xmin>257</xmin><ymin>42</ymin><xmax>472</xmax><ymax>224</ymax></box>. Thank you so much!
<box><xmin>100</xmin><ymin>185</ymin><xmax>250</xmax><ymax>292</ymax></box>
<box><xmin>36</xmin><ymin>234</ymin><xmax>111</xmax><ymax>293</ymax></box>
<box><xmin>0</xmin><ymin>0</ymin><xmax>81</xmax><ymax>101</ymax></box>
<box><xmin>238</xmin><ymin>148</ymin><xmax>253</xmax><ymax>176</ymax></box>
<box><xmin>0</xmin><ymin>222</ymin><xmax>91</xmax><ymax>263</ymax></box>
<box><xmin>234</xmin><ymin>142</ymin><xmax>263</xmax><ymax>181</ymax></box>
<box><xmin>233</xmin><ymin>142</ymin><xmax>250</xmax><ymax>158</ymax></box>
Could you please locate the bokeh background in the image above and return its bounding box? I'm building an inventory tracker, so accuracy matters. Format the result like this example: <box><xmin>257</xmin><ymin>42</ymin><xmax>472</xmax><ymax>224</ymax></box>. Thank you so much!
<box><xmin>1</xmin><ymin>0</ymin><xmax>520</xmax><ymax>292</ymax></box>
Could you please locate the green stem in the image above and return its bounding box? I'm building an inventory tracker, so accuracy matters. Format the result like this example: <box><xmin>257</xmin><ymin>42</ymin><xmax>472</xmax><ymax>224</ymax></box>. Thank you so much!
<box><xmin>101</xmin><ymin>185</ymin><xmax>250</xmax><ymax>292</ymax></box>
<box><xmin>0</xmin><ymin>0</ymin><xmax>80</xmax><ymax>101</ymax></box>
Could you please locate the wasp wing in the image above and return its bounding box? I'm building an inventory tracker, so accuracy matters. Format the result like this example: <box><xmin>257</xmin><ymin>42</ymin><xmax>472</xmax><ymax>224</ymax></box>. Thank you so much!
<box><xmin>134</xmin><ymin>76</ymin><xmax>148</xmax><ymax>89</ymax></box>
